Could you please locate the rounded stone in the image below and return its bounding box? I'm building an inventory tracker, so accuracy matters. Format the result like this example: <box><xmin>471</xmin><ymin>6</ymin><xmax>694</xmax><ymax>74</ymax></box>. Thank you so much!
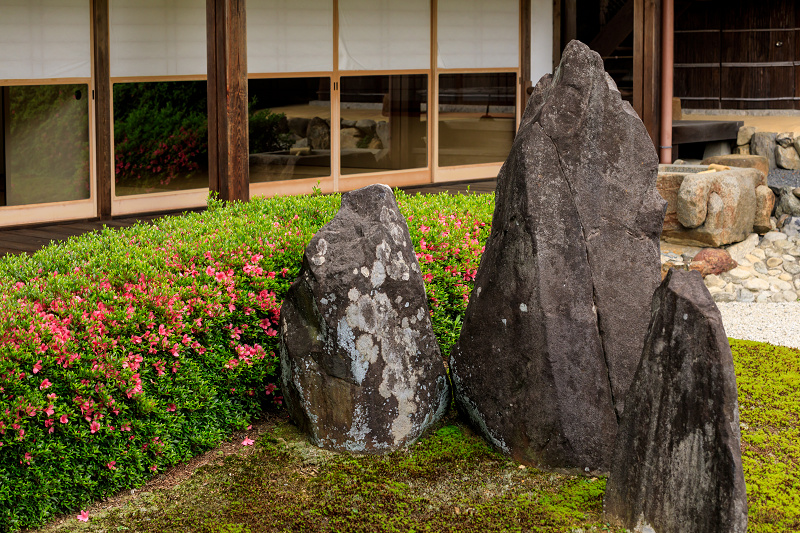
<box><xmin>727</xmin><ymin>267</ymin><xmax>752</xmax><ymax>280</ymax></box>
<box><xmin>756</xmin><ymin>292</ymin><xmax>772</xmax><ymax>303</ymax></box>
<box><xmin>782</xmin><ymin>254</ymin><xmax>796</xmax><ymax>262</ymax></box>
<box><xmin>784</xmin><ymin>263</ymin><xmax>800</xmax><ymax>275</ymax></box>
<box><xmin>713</xmin><ymin>292</ymin><xmax>737</xmax><ymax>303</ymax></box>
<box><xmin>771</xmin><ymin>279</ymin><xmax>793</xmax><ymax>291</ymax></box>
<box><xmin>768</xmin><ymin>269</ymin><xmax>784</xmax><ymax>276</ymax></box>
<box><xmin>795</xmin><ymin>278</ymin><xmax>800</xmax><ymax>290</ymax></box>
<box><xmin>783</xmin><ymin>290</ymin><xmax>798</xmax><ymax>302</ymax></box>
<box><xmin>704</xmin><ymin>274</ymin><xmax>726</xmax><ymax>289</ymax></box>
<box><xmin>762</xmin><ymin>231</ymin><xmax>788</xmax><ymax>242</ymax></box>
<box><xmin>766</xmin><ymin>257</ymin><xmax>784</xmax><ymax>268</ymax></box>
<box><xmin>779</xmin><ymin>273</ymin><xmax>793</xmax><ymax>282</ymax></box>
<box><xmin>736</xmin><ymin>289</ymin><xmax>755</xmax><ymax>303</ymax></box>
<box><xmin>775</xmin><ymin>239</ymin><xmax>794</xmax><ymax>250</ymax></box>
<box><xmin>749</xmin><ymin>248</ymin><xmax>767</xmax><ymax>260</ymax></box>
<box><xmin>744</xmin><ymin>278</ymin><xmax>770</xmax><ymax>291</ymax></box>
<box><xmin>753</xmin><ymin>261</ymin><xmax>768</xmax><ymax>275</ymax></box>
<box><xmin>765</xmin><ymin>248</ymin><xmax>781</xmax><ymax>258</ymax></box>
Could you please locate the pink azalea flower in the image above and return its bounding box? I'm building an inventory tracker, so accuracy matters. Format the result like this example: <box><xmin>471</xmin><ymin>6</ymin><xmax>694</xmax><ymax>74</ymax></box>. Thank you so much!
<box><xmin>166</xmin><ymin>404</ymin><xmax>176</xmax><ymax>412</ymax></box>
<box><xmin>150</xmin><ymin>465</ymin><xmax>157</xmax><ymax>472</ymax></box>
<box><xmin>39</xmin><ymin>378</ymin><xmax>52</xmax><ymax>390</ymax></box>
<box><xmin>90</xmin><ymin>421</ymin><xmax>100</xmax><ymax>434</ymax></box>
<box><xmin>241</xmin><ymin>437</ymin><xmax>254</xmax><ymax>446</ymax></box>
<box><xmin>32</xmin><ymin>360</ymin><xmax>42</xmax><ymax>374</ymax></box>
<box><xmin>60</xmin><ymin>414</ymin><xmax>69</xmax><ymax>424</ymax></box>
<box><xmin>77</xmin><ymin>510</ymin><xmax>89</xmax><ymax>522</ymax></box>
<box><xmin>246</xmin><ymin>425</ymin><xmax>253</xmax><ymax>430</ymax></box>
<box><xmin>107</xmin><ymin>461</ymin><xmax>117</xmax><ymax>470</ymax></box>
<box><xmin>264</xmin><ymin>384</ymin><xmax>276</xmax><ymax>395</ymax></box>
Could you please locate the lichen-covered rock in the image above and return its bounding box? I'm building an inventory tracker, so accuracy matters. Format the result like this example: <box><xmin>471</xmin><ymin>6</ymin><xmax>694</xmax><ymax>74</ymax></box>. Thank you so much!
<box><xmin>279</xmin><ymin>184</ymin><xmax>448</xmax><ymax>453</ymax></box>
<box><xmin>688</xmin><ymin>248</ymin><xmax>737</xmax><ymax>277</ymax></box>
<box><xmin>604</xmin><ymin>269</ymin><xmax>747</xmax><ymax>533</ymax></box>
<box><xmin>450</xmin><ymin>40</ymin><xmax>665</xmax><ymax>473</ymax></box>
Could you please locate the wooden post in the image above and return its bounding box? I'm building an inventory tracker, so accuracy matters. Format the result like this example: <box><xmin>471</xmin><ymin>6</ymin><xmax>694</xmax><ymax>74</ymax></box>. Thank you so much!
<box><xmin>633</xmin><ymin>0</ymin><xmax>661</xmax><ymax>147</ymax></box>
<box><xmin>206</xmin><ymin>0</ymin><xmax>249</xmax><ymax>203</ymax></box>
<box><xmin>91</xmin><ymin>0</ymin><xmax>112</xmax><ymax>219</ymax></box>
<box><xmin>520</xmin><ymin>0</ymin><xmax>532</xmax><ymax>113</ymax></box>
<box><xmin>564</xmin><ymin>0</ymin><xmax>577</xmax><ymax>44</ymax></box>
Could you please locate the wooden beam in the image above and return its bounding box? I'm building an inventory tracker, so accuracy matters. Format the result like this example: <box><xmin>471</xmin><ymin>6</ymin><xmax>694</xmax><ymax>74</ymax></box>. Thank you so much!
<box><xmin>206</xmin><ymin>0</ymin><xmax>249</xmax><ymax>203</ymax></box>
<box><xmin>633</xmin><ymin>0</ymin><xmax>661</xmax><ymax>146</ymax></box>
<box><xmin>552</xmin><ymin>0</ymin><xmax>562</xmax><ymax>69</ymax></box>
<box><xmin>91</xmin><ymin>0</ymin><xmax>112</xmax><ymax>219</ymax></box>
<box><xmin>589</xmin><ymin>0</ymin><xmax>634</xmax><ymax>58</ymax></box>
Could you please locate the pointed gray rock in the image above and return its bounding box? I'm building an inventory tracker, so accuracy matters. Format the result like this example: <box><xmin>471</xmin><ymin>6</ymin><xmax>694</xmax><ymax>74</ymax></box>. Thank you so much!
<box><xmin>279</xmin><ymin>184</ymin><xmax>448</xmax><ymax>453</ymax></box>
<box><xmin>751</xmin><ymin>132</ymin><xmax>777</xmax><ymax>170</ymax></box>
<box><xmin>450</xmin><ymin>40</ymin><xmax>665</xmax><ymax>473</ymax></box>
<box><xmin>604</xmin><ymin>269</ymin><xmax>747</xmax><ymax>533</ymax></box>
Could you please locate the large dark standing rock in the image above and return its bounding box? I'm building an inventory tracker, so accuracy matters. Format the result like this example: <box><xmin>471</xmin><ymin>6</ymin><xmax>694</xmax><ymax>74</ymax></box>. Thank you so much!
<box><xmin>279</xmin><ymin>184</ymin><xmax>448</xmax><ymax>453</ymax></box>
<box><xmin>604</xmin><ymin>269</ymin><xmax>747</xmax><ymax>533</ymax></box>
<box><xmin>450</xmin><ymin>40</ymin><xmax>665</xmax><ymax>472</ymax></box>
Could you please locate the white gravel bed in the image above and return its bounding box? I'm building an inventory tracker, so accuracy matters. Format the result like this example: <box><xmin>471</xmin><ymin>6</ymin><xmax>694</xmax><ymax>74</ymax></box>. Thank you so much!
<box><xmin>716</xmin><ymin>302</ymin><xmax>800</xmax><ymax>349</ymax></box>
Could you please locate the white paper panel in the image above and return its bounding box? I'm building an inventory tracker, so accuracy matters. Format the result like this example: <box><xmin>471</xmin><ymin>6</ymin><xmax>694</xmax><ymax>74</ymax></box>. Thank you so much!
<box><xmin>339</xmin><ymin>0</ymin><xmax>430</xmax><ymax>71</ymax></box>
<box><xmin>0</xmin><ymin>0</ymin><xmax>91</xmax><ymax>80</ymax></box>
<box><xmin>111</xmin><ymin>0</ymin><xmax>207</xmax><ymax>77</ymax></box>
<box><xmin>438</xmin><ymin>0</ymin><xmax>518</xmax><ymax>69</ymax></box>
<box><xmin>248</xmin><ymin>0</ymin><xmax>333</xmax><ymax>73</ymax></box>
<box><xmin>531</xmin><ymin>0</ymin><xmax>554</xmax><ymax>82</ymax></box>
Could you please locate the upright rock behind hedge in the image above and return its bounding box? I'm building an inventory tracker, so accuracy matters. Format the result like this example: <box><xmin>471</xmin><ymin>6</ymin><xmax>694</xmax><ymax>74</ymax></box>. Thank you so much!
<box><xmin>450</xmin><ymin>40</ymin><xmax>665</xmax><ymax>473</ymax></box>
<box><xmin>604</xmin><ymin>269</ymin><xmax>747</xmax><ymax>533</ymax></box>
<box><xmin>279</xmin><ymin>184</ymin><xmax>448</xmax><ymax>453</ymax></box>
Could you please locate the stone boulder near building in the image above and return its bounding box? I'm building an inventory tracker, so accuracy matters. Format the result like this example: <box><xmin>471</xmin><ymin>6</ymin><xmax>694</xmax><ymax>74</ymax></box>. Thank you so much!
<box><xmin>279</xmin><ymin>184</ymin><xmax>449</xmax><ymax>453</ymax></box>
<box><xmin>604</xmin><ymin>269</ymin><xmax>747</xmax><ymax>533</ymax></box>
<box><xmin>450</xmin><ymin>40</ymin><xmax>665</xmax><ymax>473</ymax></box>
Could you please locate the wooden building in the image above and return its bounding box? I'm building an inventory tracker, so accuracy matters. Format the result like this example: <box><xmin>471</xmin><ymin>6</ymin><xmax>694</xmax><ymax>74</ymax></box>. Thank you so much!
<box><xmin>0</xmin><ymin>0</ymin><xmax>555</xmax><ymax>228</ymax></box>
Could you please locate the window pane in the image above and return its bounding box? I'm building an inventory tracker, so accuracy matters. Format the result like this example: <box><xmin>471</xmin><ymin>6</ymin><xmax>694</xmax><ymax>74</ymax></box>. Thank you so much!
<box><xmin>110</xmin><ymin>0</ymin><xmax>207</xmax><ymax>78</ymax></box>
<box><xmin>437</xmin><ymin>0</ymin><xmax>519</xmax><ymax>69</ymax></box>
<box><xmin>339</xmin><ymin>0</ymin><xmax>430</xmax><ymax>71</ymax></box>
<box><xmin>248</xmin><ymin>0</ymin><xmax>333</xmax><ymax>73</ymax></box>
<box><xmin>249</xmin><ymin>77</ymin><xmax>331</xmax><ymax>183</ymax></box>
<box><xmin>0</xmin><ymin>0</ymin><xmax>91</xmax><ymax>80</ymax></box>
<box><xmin>113</xmin><ymin>81</ymin><xmax>208</xmax><ymax>196</ymax></box>
<box><xmin>438</xmin><ymin>73</ymin><xmax>515</xmax><ymax>167</ymax></box>
<box><xmin>340</xmin><ymin>74</ymin><xmax>427</xmax><ymax>175</ymax></box>
<box><xmin>1</xmin><ymin>84</ymin><xmax>90</xmax><ymax>206</ymax></box>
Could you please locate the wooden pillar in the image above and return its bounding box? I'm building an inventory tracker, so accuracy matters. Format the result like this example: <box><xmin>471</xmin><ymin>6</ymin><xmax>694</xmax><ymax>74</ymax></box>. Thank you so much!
<box><xmin>633</xmin><ymin>0</ymin><xmax>661</xmax><ymax>146</ymax></box>
<box><xmin>91</xmin><ymin>0</ymin><xmax>112</xmax><ymax>219</ymax></box>
<box><xmin>207</xmin><ymin>0</ymin><xmax>249</xmax><ymax>203</ymax></box>
<box><xmin>564</xmin><ymin>0</ymin><xmax>577</xmax><ymax>44</ymax></box>
<box><xmin>520</xmin><ymin>0</ymin><xmax>532</xmax><ymax>112</ymax></box>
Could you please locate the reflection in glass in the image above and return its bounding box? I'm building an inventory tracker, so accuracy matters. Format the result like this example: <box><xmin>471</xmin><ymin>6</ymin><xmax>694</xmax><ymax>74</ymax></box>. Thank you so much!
<box><xmin>1</xmin><ymin>84</ymin><xmax>90</xmax><ymax>206</ymax></box>
<box><xmin>438</xmin><ymin>73</ymin><xmax>516</xmax><ymax>167</ymax></box>
<box><xmin>113</xmin><ymin>81</ymin><xmax>208</xmax><ymax>196</ymax></box>
<box><xmin>248</xmin><ymin>77</ymin><xmax>331</xmax><ymax>183</ymax></box>
<box><xmin>340</xmin><ymin>75</ymin><xmax>427</xmax><ymax>175</ymax></box>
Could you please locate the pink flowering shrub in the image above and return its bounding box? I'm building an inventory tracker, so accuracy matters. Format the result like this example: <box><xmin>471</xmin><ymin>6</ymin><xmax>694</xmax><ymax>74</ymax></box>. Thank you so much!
<box><xmin>0</xmin><ymin>191</ymin><xmax>493</xmax><ymax>530</ymax></box>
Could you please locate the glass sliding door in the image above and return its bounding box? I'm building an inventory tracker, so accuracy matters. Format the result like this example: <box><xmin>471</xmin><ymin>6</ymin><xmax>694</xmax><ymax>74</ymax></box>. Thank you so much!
<box><xmin>340</xmin><ymin>74</ymin><xmax>428</xmax><ymax>174</ymax></box>
<box><xmin>436</xmin><ymin>0</ymin><xmax>519</xmax><ymax>177</ymax></box>
<box><xmin>110</xmin><ymin>0</ymin><xmax>208</xmax><ymax>211</ymax></box>
<box><xmin>247</xmin><ymin>0</ymin><xmax>334</xmax><ymax>193</ymax></box>
<box><xmin>0</xmin><ymin>0</ymin><xmax>95</xmax><ymax>224</ymax></box>
<box><xmin>438</xmin><ymin>73</ymin><xmax>516</xmax><ymax>167</ymax></box>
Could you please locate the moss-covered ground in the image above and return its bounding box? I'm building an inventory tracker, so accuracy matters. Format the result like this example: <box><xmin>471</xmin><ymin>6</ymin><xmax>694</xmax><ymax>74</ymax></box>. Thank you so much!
<box><xmin>25</xmin><ymin>339</ymin><xmax>799</xmax><ymax>533</ymax></box>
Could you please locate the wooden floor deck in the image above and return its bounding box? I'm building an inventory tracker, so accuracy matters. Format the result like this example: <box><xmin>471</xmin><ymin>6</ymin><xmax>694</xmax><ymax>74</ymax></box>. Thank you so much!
<box><xmin>0</xmin><ymin>179</ymin><xmax>498</xmax><ymax>257</ymax></box>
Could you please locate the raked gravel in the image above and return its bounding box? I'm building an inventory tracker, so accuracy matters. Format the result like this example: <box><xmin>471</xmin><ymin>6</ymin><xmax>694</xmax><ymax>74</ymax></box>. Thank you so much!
<box><xmin>716</xmin><ymin>302</ymin><xmax>800</xmax><ymax>349</ymax></box>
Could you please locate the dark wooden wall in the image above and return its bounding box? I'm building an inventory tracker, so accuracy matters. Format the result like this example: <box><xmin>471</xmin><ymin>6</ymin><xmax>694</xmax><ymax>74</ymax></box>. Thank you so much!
<box><xmin>633</xmin><ymin>0</ymin><xmax>661</xmax><ymax>145</ymax></box>
<box><xmin>675</xmin><ymin>0</ymin><xmax>798</xmax><ymax>109</ymax></box>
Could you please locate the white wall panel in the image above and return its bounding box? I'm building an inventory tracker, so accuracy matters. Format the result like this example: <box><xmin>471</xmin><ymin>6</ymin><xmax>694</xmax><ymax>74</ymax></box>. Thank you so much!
<box><xmin>437</xmin><ymin>0</ymin><xmax>519</xmax><ymax>69</ymax></box>
<box><xmin>0</xmin><ymin>0</ymin><xmax>91</xmax><ymax>80</ymax></box>
<box><xmin>248</xmin><ymin>0</ymin><xmax>333</xmax><ymax>73</ymax></box>
<box><xmin>111</xmin><ymin>0</ymin><xmax>207</xmax><ymax>77</ymax></box>
<box><xmin>531</xmin><ymin>0</ymin><xmax>554</xmax><ymax>82</ymax></box>
<box><xmin>339</xmin><ymin>0</ymin><xmax>430</xmax><ymax>71</ymax></box>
